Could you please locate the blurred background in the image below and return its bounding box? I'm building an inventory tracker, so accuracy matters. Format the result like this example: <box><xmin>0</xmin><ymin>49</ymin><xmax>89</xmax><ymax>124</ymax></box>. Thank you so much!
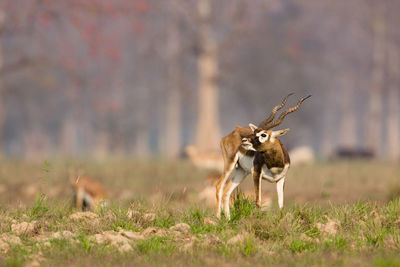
<box><xmin>1</xmin><ymin>0</ymin><xmax>400</xmax><ymax>161</ymax></box>
<box><xmin>0</xmin><ymin>0</ymin><xmax>400</xmax><ymax>209</ymax></box>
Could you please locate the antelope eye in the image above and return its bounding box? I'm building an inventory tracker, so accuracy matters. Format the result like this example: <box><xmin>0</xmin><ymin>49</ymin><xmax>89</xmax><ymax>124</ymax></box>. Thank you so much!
<box><xmin>261</xmin><ymin>134</ymin><xmax>267</xmax><ymax>138</ymax></box>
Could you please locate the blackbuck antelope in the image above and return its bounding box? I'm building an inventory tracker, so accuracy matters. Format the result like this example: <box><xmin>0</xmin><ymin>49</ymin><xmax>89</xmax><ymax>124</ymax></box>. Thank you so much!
<box><xmin>216</xmin><ymin>94</ymin><xmax>311</xmax><ymax>219</ymax></box>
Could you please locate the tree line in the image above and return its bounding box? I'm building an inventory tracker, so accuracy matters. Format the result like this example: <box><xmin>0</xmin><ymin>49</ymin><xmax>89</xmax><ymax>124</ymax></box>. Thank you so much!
<box><xmin>0</xmin><ymin>0</ymin><xmax>399</xmax><ymax>160</ymax></box>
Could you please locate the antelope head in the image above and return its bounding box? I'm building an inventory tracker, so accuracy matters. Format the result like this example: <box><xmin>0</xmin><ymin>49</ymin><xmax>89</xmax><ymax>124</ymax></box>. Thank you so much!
<box><xmin>241</xmin><ymin>94</ymin><xmax>311</xmax><ymax>152</ymax></box>
<box><xmin>242</xmin><ymin>126</ymin><xmax>290</xmax><ymax>152</ymax></box>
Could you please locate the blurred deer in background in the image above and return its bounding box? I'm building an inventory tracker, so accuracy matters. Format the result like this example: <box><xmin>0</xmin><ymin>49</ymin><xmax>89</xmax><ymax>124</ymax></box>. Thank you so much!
<box><xmin>69</xmin><ymin>170</ymin><xmax>108</xmax><ymax>211</ymax></box>
<box><xmin>216</xmin><ymin>94</ymin><xmax>311</xmax><ymax>219</ymax></box>
<box><xmin>185</xmin><ymin>145</ymin><xmax>224</xmax><ymax>171</ymax></box>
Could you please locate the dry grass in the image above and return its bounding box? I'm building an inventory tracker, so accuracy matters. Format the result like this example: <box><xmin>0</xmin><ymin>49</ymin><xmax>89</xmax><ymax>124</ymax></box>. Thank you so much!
<box><xmin>1</xmin><ymin>159</ymin><xmax>399</xmax><ymax>208</ymax></box>
<box><xmin>0</xmin><ymin>159</ymin><xmax>399</xmax><ymax>266</ymax></box>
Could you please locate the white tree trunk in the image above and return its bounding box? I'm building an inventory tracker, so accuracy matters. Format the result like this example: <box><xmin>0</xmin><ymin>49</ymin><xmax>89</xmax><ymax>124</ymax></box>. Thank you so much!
<box><xmin>195</xmin><ymin>0</ymin><xmax>221</xmax><ymax>153</ymax></box>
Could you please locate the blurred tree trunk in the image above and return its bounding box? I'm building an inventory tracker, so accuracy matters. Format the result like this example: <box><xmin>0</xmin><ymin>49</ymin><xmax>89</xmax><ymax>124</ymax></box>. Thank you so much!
<box><xmin>339</xmin><ymin>77</ymin><xmax>357</xmax><ymax>148</ymax></box>
<box><xmin>0</xmin><ymin>9</ymin><xmax>5</xmax><ymax>158</ymax></box>
<box><xmin>23</xmin><ymin>128</ymin><xmax>51</xmax><ymax>161</ymax></box>
<box><xmin>339</xmin><ymin>110</ymin><xmax>357</xmax><ymax>149</ymax></box>
<box><xmin>366</xmin><ymin>4</ymin><xmax>386</xmax><ymax>155</ymax></box>
<box><xmin>60</xmin><ymin>85</ymin><xmax>80</xmax><ymax>157</ymax></box>
<box><xmin>92</xmin><ymin>131</ymin><xmax>109</xmax><ymax>160</ymax></box>
<box><xmin>195</xmin><ymin>0</ymin><xmax>221</xmax><ymax>153</ymax></box>
<box><xmin>132</xmin><ymin>86</ymin><xmax>151</xmax><ymax>157</ymax></box>
<box><xmin>60</xmin><ymin>116</ymin><xmax>78</xmax><ymax>156</ymax></box>
<box><xmin>134</xmin><ymin>128</ymin><xmax>150</xmax><ymax>156</ymax></box>
<box><xmin>386</xmin><ymin>41</ymin><xmax>400</xmax><ymax>160</ymax></box>
<box><xmin>163</xmin><ymin>16</ymin><xmax>182</xmax><ymax>159</ymax></box>
<box><xmin>109</xmin><ymin>76</ymin><xmax>125</xmax><ymax>156</ymax></box>
<box><xmin>320</xmin><ymin>109</ymin><xmax>334</xmax><ymax>157</ymax></box>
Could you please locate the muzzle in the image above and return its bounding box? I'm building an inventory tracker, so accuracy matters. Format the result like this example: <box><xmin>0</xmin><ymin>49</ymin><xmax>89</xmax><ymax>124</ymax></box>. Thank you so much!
<box><xmin>241</xmin><ymin>137</ymin><xmax>255</xmax><ymax>151</ymax></box>
<box><xmin>251</xmin><ymin>136</ymin><xmax>261</xmax><ymax>148</ymax></box>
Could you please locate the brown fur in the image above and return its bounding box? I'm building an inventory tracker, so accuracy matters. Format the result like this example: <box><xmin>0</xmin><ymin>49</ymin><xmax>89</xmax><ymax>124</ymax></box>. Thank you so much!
<box><xmin>255</xmin><ymin>138</ymin><xmax>290</xmax><ymax>169</ymax></box>
<box><xmin>215</xmin><ymin>126</ymin><xmax>253</xmax><ymax>213</ymax></box>
<box><xmin>216</xmin><ymin>126</ymin><xmax>291</xmax><ymax>215</ymax></box>
<box><xmin>215</xmin><ymin>95</ymin><xmax>309</xmax><ymax>218</ymax></box>
<box><xmin>245</xmin><ymin>129</ymin><xmax>291</xmax><ymax>207</ymax></box>
<box><xmin>71</xmin><ymin>175</ymin><xmax>107</xmax><ymax>211</ymax></box>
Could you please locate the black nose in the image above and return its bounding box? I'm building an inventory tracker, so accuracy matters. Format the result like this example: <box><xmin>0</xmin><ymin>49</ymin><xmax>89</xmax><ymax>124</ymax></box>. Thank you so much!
<box><xmin>251</xmin><ymin>137</ymin><xmax>261</xmax><ymax>146</ymax></box>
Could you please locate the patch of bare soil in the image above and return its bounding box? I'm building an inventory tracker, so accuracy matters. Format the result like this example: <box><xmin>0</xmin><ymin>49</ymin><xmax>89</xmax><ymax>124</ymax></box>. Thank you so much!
<box><xmin>169</xmin><ymin>223</ymin><xmax>190</xmax><ymax>233</ymax></box>
<box><xmin>142</xmin><ymin>213</ymin><xmax>156</xmax><ymax>223</ymax></box>
<box><xmin>0</xmin><ymin>233</ymin><xmax>21</xmax><ymax>253</ymax></box>
<box><xmin>69</xmin><ymin>211</ymin><xmax>99</xmax><ymax>221</ymax></box>
<box><xmin>11</xmin><ymin>221</ymin><xmax>41</xmax><ymax>236</ymax></box>
<box><xmin>197</xmin><ymin>234</ymin><xmax>222</xmax><ymax>246</ymax></box>
<box><xmin>0</xmin><ymin>233</ymin><xmax>22</xmax><ymax>246</ymax></box>
<box><xmin>92</xmin><ymin>229</ymin><xmax>146</xmax><ymax>252</ymax></box>
<box><xmin>316</xmin><ymin>217</ymin><xmax>340</xmax><ymax>236</ymax></box>
<box><xmin>0</xmin><ymin>239</ymin><xmax>10</xmax><ymax>253</ymax></box>
<box><xmin>119</xmin><ymin>229</ymin><xmax>144</xmax><ymax>240</ymax></box>
<box><xmin>33</xmin><ymin>230</ymin><xmax>78</xmax><ymax>247</ymax></box>
<box><xmin>51</xmin><ymin>230</ymin><xmax>75</xmax><ymax>239</ymax></box>
<box><xmin>142</xmin><ymin>227</ymin><xmax>168</xmax><ymax>237</ymax></box>
<box><xmin>25</xmin><ymin>252</ymin><xmax>45</xmax><ymax>267</ymax></box>
<box><xmin>227</xmin><ymin>233</ymin><xmax>247</xmax><ymax>245</ymax></box>
<box><xmin>69</xmin><ymin>211</ymin><xmax>101</xmax><ymax>227</ymax></box>
<box><xmin>203</xmin><ymin>217</ymin><xmax>217</xmax><ymax>226</ymax></box>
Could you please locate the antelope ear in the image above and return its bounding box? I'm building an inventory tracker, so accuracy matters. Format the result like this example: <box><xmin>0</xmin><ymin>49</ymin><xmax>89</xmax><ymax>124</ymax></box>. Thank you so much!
<box><xmin>272</xmin><ymin>128</ymin><xmax>290</xmax><ymax>137</ymax></box>
<box><xmin>249</xmin><ymin>123</ymin><xmax>258</xmax><ymax>132</ymax></box>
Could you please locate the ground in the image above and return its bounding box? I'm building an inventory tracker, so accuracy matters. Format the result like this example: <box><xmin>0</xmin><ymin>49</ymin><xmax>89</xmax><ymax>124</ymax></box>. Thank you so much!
<box><xmin>0</xmin><ymin>159</ymin><xmax>399</xmax><ymax>266</ymax></box>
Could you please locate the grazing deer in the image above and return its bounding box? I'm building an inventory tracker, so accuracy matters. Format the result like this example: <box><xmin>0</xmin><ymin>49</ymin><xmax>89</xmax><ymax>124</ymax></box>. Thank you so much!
<box><xmin>70</xmin><ymin>173</ymin><xmax>108</xmax><ymax>211</ymax></box>
<box><xmin>216</xmin><ymin>94</ymin><xmax>311</xmax><ymax>219</ymax></box>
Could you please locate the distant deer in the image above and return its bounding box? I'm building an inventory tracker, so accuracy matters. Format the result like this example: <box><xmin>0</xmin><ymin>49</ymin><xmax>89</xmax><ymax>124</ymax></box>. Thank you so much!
<box><xmin>185</xmin><ymin>145</ymin><xmax>224</xmax><ymax>171</ymax></box>
<box><xmin>70</xmin><ymin>172</ymin><xmax>108</xmax><ymax>211</ymax></box>
<box><xmin>216</xmin><ymin>94</ymin><xmax>311</xmax><ymax>219</ymax></box>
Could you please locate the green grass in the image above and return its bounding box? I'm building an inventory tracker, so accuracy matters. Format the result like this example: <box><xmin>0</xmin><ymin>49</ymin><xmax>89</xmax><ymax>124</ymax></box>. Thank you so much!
<box><xmin>239</xmin><ymin>237</ymin><xmax>257</xmax><ymax>257</ymax></box>
<box><xmin>26</xmin><ymin>193</ymin><xmax>50</xmax><ymax>219</ymax></box>
<box><xmin>1</xmin><ymin>196</ymin><xmax>399</xmax><ymax>266</ymax></box>
<box><xmin>136</xmin><ymin>236</ymin><xmax>175</xmax><ymax>255</ymax></box>
<box><xmin>230</xmin><ymin>194</ymin><xmax>257</xmax><ymax>222</ymax></box>
<box><xmin>0</xmin><ymin>159</ymin><xmax>400</xmax><ymax>266</ymax></box>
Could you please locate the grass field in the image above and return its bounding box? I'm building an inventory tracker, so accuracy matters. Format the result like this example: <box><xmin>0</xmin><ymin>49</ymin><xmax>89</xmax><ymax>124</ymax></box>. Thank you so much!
<box><xmin>0</xmin><ymin>159</ymin><xmax>399</xmax><ymax>266</ymax></box>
